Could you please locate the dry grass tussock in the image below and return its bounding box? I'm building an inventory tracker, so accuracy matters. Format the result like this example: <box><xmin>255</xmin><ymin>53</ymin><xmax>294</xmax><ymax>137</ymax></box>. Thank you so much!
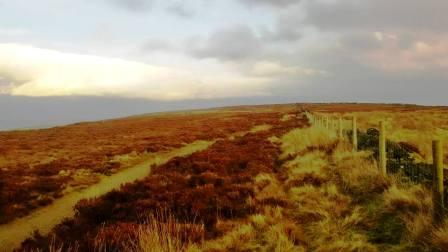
<box><xmin>329</xmin><ymin>131</ymin><xmax>437</xmax><ymax>250</ymax></box>
<box><xmin>130</xmin><ymin>214</ymin><xmax>204</xmax><ymax>252</ymax></box>
<box><xmin>331</xmin><ymin>144</ymin><xmax>392</xmax><ymax>201</ymax></box>
<box><xmin>279</xmin><ymin>123</ymin><xmax>443</xmax><ymax>251</ymax></box>
<box><xmin>197</xmin><ymin>206</ymin><xmax>306</xmax><ymax>252</ymax></box>
<box><xmin>432</xmin><ymin>221</ymin><xmax>448</xmax><ymax>252</ymax></box>
<box><xmin>194</xmin><ymin>166</ymin><xmax>307</xmax><ymax>251</ymax></box>
<box><xmin>91</xmin><ymin>213</ymin><xmax>203</xmax><ymax>252</ymax></box>
<box><xmin>280</xmin><ymin>127</ymin><xmax>337</xmax><ymax>159</ymax></box>
<box><xmin>381</xmin><ymin>183</ymin><xmax>434</xmax><ymax>250</ymax></box>
<box><xmin>280</xmin><ymin>125</ymin><xmax>379</xmax><ymax>251</ymax></box>
<box><xmin>283</xmin><ymin>151</ymin><xmax>330</xmax><ymax>190</ymax></box>
<box><xmin>191</xmin><ymin>166</ymin><xmax>307</xmax><ymax>251</ymax></box>
<box><xmin>253</xmin><ymin>173</ymin><xmax>288</xmax><ymax>205</ymax></box>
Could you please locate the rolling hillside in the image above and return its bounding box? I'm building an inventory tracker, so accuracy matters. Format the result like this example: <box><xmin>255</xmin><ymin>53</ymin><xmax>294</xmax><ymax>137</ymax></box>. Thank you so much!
<box><xmin>1</xmin><ymin>103</ymin><xmax>448</xmax><ymax>251</ymax></box>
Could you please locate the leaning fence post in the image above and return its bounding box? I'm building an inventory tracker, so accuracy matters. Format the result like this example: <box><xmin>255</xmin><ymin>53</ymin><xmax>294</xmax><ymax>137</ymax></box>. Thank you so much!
<box><xmin>379</xmin><ymin>121</ymin><xmax>387</xmax><ymax>176</ymax></box>
<box><xmin>433</xmin><ymin>140</ymin><xmax>444</xmax><ymax>224</ymax></box>
<box><xmin>352</xmin><ymin>116</ymin><xmax>358</xmax><ymax>151</ymax></box>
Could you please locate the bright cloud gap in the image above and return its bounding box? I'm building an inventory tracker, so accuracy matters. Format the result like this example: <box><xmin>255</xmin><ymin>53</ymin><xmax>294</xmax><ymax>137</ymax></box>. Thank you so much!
<box><xmin>0</xmin><ymin>43</ymin><xmax>279</xmax><ymax>101</ymax></box>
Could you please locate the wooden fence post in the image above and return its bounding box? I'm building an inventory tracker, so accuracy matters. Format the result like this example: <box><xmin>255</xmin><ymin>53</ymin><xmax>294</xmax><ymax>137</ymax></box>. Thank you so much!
<box><xmin>352</xmin><ymin>116</ymin><xmax>358</xmax><ymax>151</ymax></box>
<box><xmin>379</xmin><ymin>121</ymin><xmax>387</xmax><ymax>176</ymax></box>
<box><xmin>433</xmin><ymin>140</ymin><xmax>444</xmax><ymax>224</ymax></box>
<box><xmin>338</xmin><ymin>117</ymin><xmax>343</xmax><ymax>139</ymax></box>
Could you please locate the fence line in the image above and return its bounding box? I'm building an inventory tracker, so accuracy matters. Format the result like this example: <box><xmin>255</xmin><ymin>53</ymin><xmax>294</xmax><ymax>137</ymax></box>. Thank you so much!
<box><xmin>304</xmin><ymin>111</ymin><xmax>446</xmax><ymax>224</ymax></box>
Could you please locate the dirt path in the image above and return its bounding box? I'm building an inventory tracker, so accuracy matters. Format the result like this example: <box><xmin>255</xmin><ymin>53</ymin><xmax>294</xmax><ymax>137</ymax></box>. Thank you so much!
<box><xmin>0</xmin><ymin>123</ymin><xmax>277</xmax><ymax>251</ymax></box>
<box><xmin>0</xmin><ymin>140</ymin><xmax>213</xmax><ymax>251</ymax></box>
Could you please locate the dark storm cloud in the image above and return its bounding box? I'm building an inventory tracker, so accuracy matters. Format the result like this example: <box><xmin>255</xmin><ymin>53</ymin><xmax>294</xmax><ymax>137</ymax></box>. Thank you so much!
<box><xmin>107</xmin><ymin>0</ymin><xmax>153</xmax><ymax>12</ymax></box>
<box><xmin>188</xmin><ymin>25</ymin><xmax>262</xmax><ymax>61</ymax></box>
<box><xmin>303</xmin><ymin>0</ymin><xmax>448</xmax><ymax>32</ymax></box>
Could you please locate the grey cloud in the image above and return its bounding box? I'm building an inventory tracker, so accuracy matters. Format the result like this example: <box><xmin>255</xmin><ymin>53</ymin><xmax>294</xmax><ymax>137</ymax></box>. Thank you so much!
<box><xmin>181</xmin><ymin>0</ymin><xmax>448</xmax><ymax>105</ymax></box>
<box><xmin>339</xmin><ymin>32</ymin><xmax>382</xmax><ymax>51</ymax></box>
<box><xmin>188</xmin><ymin>25</ymin><xmax>262</xmax><ymax>61</ymax></box>
<box><xmin>107</xmin><ymin>0</ymin><xmax>153</xmax><ymax>12</ymax></box>
<box><xmin>269</xmin><ymin>47</ymin><xmax>448</xmax><ymax>105</ymax></box>
<box><xmin>239</xmin><ymin>0</ymin><xmax>300</xmax><ymax>8</ymax></box>
<box><xmin>256</xmin><ymin>4</ymin><xmax>306</xmax><ymax>42</ymax></box>
<box><xmin>260</xmin><ymin>25</ymin><xmax>302</xmax><ymax>42</ymax></box>
<box><xmin>166</xmin><ymin>3</ymin><xmax>195</xmax><ymax>18</ymax></box>
<box><xmin>303</xmin><ymin>0</ymin><xmax>448</xmax><ymax>32</ymax></box>
<box><xmin>140</xmin><ymin>39</ymin><xmax>174</xmax><ymax>52</ymax></box>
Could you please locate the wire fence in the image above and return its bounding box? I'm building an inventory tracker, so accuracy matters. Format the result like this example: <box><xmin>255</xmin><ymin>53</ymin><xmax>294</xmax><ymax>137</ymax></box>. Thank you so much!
<box><xmin>304</xmin><ymin>111</ymin><xmax>446</xmax><ymax>223</ymax></box>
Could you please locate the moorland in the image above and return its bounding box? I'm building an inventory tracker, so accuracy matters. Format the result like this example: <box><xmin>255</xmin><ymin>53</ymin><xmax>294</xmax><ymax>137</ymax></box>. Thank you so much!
<box><xmin>1</xmin><ymin>103</ymin><xmax>448</xmax><ymax>251</ymax></box>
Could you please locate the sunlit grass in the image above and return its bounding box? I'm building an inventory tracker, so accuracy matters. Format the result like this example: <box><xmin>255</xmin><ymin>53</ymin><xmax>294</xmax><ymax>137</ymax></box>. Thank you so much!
<box><xmin>280</xmin><ymin>126</ymin><xmax>337</xmax><ymax>159</ymax></box>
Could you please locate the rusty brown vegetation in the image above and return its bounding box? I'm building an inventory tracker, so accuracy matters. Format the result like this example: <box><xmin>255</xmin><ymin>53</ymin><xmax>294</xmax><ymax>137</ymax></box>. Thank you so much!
<box><xmin>20</xmin><ymin>107</ymin><xmax>306</xmax><ymax>251</ymax></box>
<box><xmin>0</xmin><ymin>106</ymin><xmax>294</xmax><ymax>224</ymax></box>
<box><xmin>4</xmin><ymin>103</ymin><xmax>448</xmax><ymax>252</ymax></box>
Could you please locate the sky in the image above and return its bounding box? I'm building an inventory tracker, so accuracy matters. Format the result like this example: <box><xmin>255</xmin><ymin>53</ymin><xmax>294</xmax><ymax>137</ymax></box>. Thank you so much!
<box><xmin>0</xmin><ymin>0</ymin><xmax>447</xmax><ymax>129</ymax></box>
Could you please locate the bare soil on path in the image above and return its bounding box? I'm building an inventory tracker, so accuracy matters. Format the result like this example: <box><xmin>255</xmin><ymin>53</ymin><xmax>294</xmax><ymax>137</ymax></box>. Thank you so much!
<box><xmin>0</xmin><ymin>140</ymin><xmax>213</xmax><ymax>251</ymax></box>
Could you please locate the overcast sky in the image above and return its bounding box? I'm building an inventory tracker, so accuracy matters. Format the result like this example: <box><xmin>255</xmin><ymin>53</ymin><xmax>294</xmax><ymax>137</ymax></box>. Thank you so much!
<box><xmin>0</xmin><ymin>0</ymin><xmax>447</xmax><ymax>129</ymax></box>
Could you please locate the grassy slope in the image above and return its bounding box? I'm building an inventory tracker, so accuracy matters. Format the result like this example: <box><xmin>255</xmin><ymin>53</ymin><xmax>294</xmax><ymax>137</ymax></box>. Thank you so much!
<box><xmin>183</xmin><ymin>125</ymin><xmax>435</xmax><ymax>251</ymax></box>
<box><xmin>193</xmin><ymin>112</ymin><xmax>448</xmax><ymax>252</ymax></box>
<box><xmin>8</xmin><ymin>103</ymin><xmax>448</xmax><ymax>251</ymax></box>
